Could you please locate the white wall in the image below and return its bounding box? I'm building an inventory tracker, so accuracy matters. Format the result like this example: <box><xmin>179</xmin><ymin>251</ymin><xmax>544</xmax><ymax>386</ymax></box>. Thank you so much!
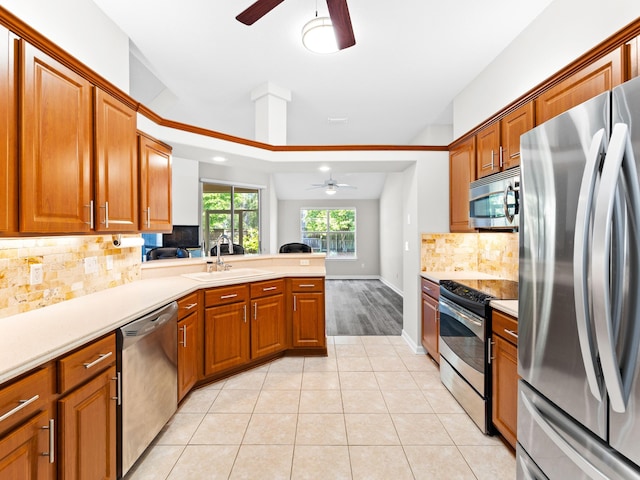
<box><xmin>1</xmin><ymin>0</ymin><xmax>129</xmax><ymax>92</ymax></box>
<box><xmin>379</xmin><ymin>173</ymin><xmax>404</xmax><ymax>292</ymax></box>
<box><xmin>171</xmin><ymin>157</ymin><xmax>200</xmax><ymax>225</ymax></box>
<box><xmin>453</xmin><ymin>0</ymin><xmax>640</xmax><ymax>138</ymax></box>
<box><xmin>278</xmin><ymin>198</ymin><xmax>380</xmax><ymax>277</ymax></box>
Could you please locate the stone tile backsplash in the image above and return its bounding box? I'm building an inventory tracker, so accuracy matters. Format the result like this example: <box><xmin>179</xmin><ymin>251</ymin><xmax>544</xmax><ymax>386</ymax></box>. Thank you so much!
<box><xmin>421</xmin><ymin>232</ymin><xmax>518</xmax><ymax>281</ymax></box>
<box><xmin>0</xmin><ymin>235</ymin><xmax>142</xmax><ymax>319</ymax></box>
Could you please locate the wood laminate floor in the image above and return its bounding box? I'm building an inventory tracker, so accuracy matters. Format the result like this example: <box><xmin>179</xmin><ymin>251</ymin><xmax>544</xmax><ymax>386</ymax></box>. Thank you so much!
<box><xmin>325</xmin><ymin>280</ymin><xmax>403</xmax><ymax>336</ymax></box>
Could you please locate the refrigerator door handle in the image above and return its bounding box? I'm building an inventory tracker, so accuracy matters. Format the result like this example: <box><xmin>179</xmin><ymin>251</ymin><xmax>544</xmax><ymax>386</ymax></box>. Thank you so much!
<box><xmin>520</xmin><ymin>390</ymin><xmax>610</xmax><ymax>480</ymax></box>
<box><xmin>592</xmin><ymin>123</ymin><xmax>640</xmax><ymax>413</ymax></box>
<box><xmin>573</xmin><ymin>128</ymin><xmax>606</xmax><ymax>400</ymax></box>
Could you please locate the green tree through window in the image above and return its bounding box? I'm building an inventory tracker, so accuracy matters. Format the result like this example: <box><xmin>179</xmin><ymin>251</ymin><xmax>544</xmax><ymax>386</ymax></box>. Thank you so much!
<box><xmin>301</xmin><ymin>208</ymin><xmax>356</xmax><ymax>258</ymax></box>
<box><xmin>202</xmin><ymin>184</ymin><xmax>260</xmax><ymax>254</ymax></box>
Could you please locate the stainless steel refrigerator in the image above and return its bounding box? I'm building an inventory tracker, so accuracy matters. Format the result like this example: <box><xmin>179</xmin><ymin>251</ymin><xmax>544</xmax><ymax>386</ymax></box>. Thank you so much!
<box><xmin>518</xmin><ymin>74</ymin><xmax>640</xmax><ymax>479</ymax></box>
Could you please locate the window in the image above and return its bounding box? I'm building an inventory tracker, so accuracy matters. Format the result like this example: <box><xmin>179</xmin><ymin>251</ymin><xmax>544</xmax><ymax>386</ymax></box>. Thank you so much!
<box><xmin>202</xmin><ymin>184</ymin><xmax>260</xmax><ymax>254</ymax></box>
<box><xmin>301</xmin><ymin>208</ymin><xmax>356</xmax><ymax>258</ymax></box>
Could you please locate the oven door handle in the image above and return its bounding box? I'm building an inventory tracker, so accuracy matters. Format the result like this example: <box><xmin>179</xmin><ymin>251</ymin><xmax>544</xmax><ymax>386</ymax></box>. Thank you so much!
<box><xmin>439</xmin><ymin>296</ymin><xmax>484</xmax><ymax>330</ymax></box>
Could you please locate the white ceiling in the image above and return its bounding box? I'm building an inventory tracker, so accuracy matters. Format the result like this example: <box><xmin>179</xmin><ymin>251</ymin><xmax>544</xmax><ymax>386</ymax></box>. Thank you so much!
<box><xmin>92</xmin><ymin>0</ymin><xmax>554</xmax><ymax>198</ymax></box>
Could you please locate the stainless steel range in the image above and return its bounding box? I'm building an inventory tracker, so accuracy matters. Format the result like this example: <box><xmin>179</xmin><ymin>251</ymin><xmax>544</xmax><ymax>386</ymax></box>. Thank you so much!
<box><xmin>438</xmin><ymin>279</ymin><xmax>518</xmax><ymax>433</ymax></box>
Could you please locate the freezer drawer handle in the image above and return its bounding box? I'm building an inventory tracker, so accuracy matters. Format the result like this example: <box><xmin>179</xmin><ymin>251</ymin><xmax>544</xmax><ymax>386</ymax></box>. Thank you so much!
<box><xmin>521</xmin><ymin>390</ymin><xmax>605</xmax><ymax>480</ymax></box>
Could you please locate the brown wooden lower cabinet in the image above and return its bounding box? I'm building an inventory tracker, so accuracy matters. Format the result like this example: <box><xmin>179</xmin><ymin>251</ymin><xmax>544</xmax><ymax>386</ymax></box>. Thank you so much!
<box><xmin>290</xmin><ymin>277</ymin><xmax>326</xmax><ymax>349</ymax></box>
<box><xmin>178</xmin><ymin>312</ymin><xmax>199</xmax><ymax>402</ymax></box>
<box><xmin>491</xmin><ymin>309</ymin><xmax>519</xmax><ymax>449</ymax></box>
<box><xmin>57</xmin><ymin>366</ymin><xmax>117</xmax><ymax>480</ymax></box>
<box><xmin>420</xmin><ymin>278</ymin><xmax>439</xmax><ymax>363</ymax></box>
<box><xmin>251</xmin><ymin>294</ymin><xmax>286</xmax><ymax>358</ymax></box>
<box><xmin>204</xmin><ymin>302</ymin><xmax>250</xmax><ymax>376</ymax></box>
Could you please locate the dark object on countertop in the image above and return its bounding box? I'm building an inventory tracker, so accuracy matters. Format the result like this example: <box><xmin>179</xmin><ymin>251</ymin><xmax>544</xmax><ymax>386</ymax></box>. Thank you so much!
<box><xmin>279</xmin><ymin>242</ymin><xmax>312</xmax><ymax>253</ymax></box>
<box><xmin>146</xmin><ymin>247</ymin><xmax>190</xmax><ymax>261</ymax></box>
<box><xmin>211</xmin><ymin>244</ymin><xmax>245</xmax><ymax>256</ymax></box>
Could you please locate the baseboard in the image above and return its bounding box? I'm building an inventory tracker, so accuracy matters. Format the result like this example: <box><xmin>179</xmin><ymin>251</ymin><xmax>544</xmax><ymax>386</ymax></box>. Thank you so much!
<box><xmin>325</xmin><ymin>275</ymin><xmax>380</xmax><ymax>280</ymax></box>
<box><xmin>401</xmin><ymin>329</ymin><xmax>427</xmax><ymax>354</ymax></box>
<box><xmin>378</xmin><ymin>277</ymin><xmax>403</xmax><ymax>297</ymax></box>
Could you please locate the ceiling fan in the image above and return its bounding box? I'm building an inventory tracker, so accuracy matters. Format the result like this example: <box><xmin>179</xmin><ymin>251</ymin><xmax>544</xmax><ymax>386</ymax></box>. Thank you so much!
<box><xmin>236</xmin><ymin>0</ymin><xmax>356</xmax><ymax>51</ymax></box>
<box><xmin>308</xmin><ymin>174</ymin><xmax>357</xmax><ymax>195</ymax></box>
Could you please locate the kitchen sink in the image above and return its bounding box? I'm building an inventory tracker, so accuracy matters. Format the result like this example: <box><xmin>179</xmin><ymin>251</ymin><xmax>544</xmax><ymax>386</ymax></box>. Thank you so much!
<box><xmin>182</xmin><ymin>268</ymin><xmax>272</xmax><ymax>282</ymax></box>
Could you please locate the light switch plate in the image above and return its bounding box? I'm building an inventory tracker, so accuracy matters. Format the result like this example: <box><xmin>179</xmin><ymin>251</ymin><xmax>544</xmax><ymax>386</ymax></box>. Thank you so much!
<box><xmin>84</xmin><ymin>256</ymin><xmax>98</xmax><ymax>274</ymax></box>
<box><xmin>299</xmin><ymin>259</ymin><xmax>310</xmax><ymax>266</ymax></box>
<box><xmin>106</xmin><ymin>255</ymin><xmax>114</xmax><ymax>271</ymax></box>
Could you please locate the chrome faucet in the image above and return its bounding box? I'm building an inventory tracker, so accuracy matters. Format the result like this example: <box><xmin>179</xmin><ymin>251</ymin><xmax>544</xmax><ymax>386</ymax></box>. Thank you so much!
<box><xmin>215</xmin><ymin>234</ymin><xmax>233</xmax><ymax>271</ymax></box>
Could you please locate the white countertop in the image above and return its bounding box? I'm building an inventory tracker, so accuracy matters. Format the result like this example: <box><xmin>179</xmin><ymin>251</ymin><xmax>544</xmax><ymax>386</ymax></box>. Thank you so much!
<box><xmin>0</xmin><ymin>255</ymin><xmax>325</xmax><ymax>384</ymax></box>
<box><xmin>491</xmin><ymin>300</ymin><xmax>518</xmax><ymax>318</ymax></box>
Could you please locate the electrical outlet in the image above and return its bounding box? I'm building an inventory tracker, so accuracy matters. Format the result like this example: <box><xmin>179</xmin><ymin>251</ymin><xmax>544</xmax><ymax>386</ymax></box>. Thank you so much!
<box><xmin>105</xmin><ymin>255</ymin><xmax>114</xmax><ymax>271</ymax></box>
<box><xmin>84</xmin><ymin>256</ymin><xmax>98</xmax><ymax>274</ymax></box>
<box><xmin>30</xmin><ymin>264</ymin><xmax>43</xmax><ymax>285</ymax></box>
<box><xmin>299</xmin><ymin>259</ymin><xmax>310</xmax><ymax>266</ymax></box>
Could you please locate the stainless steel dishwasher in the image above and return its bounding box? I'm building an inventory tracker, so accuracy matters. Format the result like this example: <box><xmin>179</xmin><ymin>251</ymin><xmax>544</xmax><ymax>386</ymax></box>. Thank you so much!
<box><xmin>117</xmin><ymin>301</ymin><xmax>178</xmax><ymax>477</ymax></box>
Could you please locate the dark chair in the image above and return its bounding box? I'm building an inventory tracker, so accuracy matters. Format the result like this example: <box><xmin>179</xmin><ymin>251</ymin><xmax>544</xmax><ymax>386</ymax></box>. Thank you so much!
<box><xmin>211</xmin><ymin>243</ymin><xmax>245</xmax><ymax>256</ymax></box>
<box><xmin>146</xmin><ymin>247</ymin><xmax>190</xmax><ymax>261</ymax></box>
<box><xmin>279</xmin><ymin>242</ymin><xmax>312</xmax><ymax>253</ymax></box>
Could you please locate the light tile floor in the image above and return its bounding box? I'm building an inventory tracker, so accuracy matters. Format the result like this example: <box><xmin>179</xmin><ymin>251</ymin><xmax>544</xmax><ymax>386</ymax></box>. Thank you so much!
<box><xmin>126</xmin><ymin>336</ymin><xmax>515</xmax><ymax>480</ymax></box>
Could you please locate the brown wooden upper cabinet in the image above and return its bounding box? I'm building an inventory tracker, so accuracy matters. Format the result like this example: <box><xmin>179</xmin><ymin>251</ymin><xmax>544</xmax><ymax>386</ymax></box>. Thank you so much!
<box><xmin>536</xmin><ymin>47</ymin><xmax>625</xmax><ymax>124</ymax></box>
<box><xmin>138</xmin><ymin>133</ymin><xmax>172</xmax><ymax>232</ymax></box>
<box><xmin>627</xmin><ymin>34</ymin><xmax>640</xmax><ymax>80</ymax></box>
<box><xmin>0</xmin><ymin>26</ymin><xmax>16</xmax><ymax>235</ymax></box>
<box><xmin>20</xmin><ymin>40</ymin><xmax>93</xmax><ymax>233</ymax></box>
<box><xmin>475</xmin><ymin>102</ymin><xmax>534</xmax><ymax>179</ymax></box>
<box><xmin>449</xmin><ymin>136</ymin><xmax>476</xmax><ymax>232</ymax></box>
<box><xmin>94</xmin><ymin>89</ymin><xmax>138</xmax><ymax>232</ymax></box>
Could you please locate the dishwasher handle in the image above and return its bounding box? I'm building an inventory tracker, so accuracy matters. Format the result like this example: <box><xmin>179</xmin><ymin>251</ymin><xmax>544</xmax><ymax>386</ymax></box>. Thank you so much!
<box><xmin>120</xmin><ymin>301</ymin><xmax>178</xmax><ymax>348</ymax></box>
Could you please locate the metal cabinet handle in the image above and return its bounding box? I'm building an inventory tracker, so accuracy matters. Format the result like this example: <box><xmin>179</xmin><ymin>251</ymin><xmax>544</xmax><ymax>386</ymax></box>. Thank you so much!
<box><xmin>262</xmin><ymin>286</ymin><xmax>277</xmax><ymax>292</ymax></box>
<box><xmin>112</xmin><ymin>372</ymin><xmax>121</xmax><ymax>406</ymax></box>
<box><xmin>510</xmin><ymin>151</ymin><xmax>520</xmax><ymax>159</ymax></box>
<box><xmin>84</xmin><ymin>200</ymin><xmax>94</xmax><ymax>228</ymax></box>
<box><xmin>146</xmin><ymin>207</ymin><xmax>151</xmax><ymax>228</ymax></box>
<box><xmin>83</xmin><ymin>351</ymin><xmax>113</xmax><ymax>369</ymax></box>
<box><xmin>254</xmin><ymin>302</ymin><xmax>258</xmax><ymax>320</ymax></box>
<box><xmin>179</xmin><ymin>325</ymin><xmax>187</xmax><ymax>347</ymax></box>
<box><xmin>487</xmin><ymin>339</ymin><xmax>494</xmax><ymax>364</ymax></box>
<box><xmin>41</xmin><ymin>418</ymin><xmax>54</xmax><ymax>463</ymax></box>
<box><xmin>298</xmin><ymin>284</ymin><xmax>315</xmax><ymax>288</ymax></box>
<box><xmin>499</xmin><ymin>145</ymin><xmax>504</xmax><ymax>168</ymax></box>
<box><xmin>243</xmin><ymin>304</ymin><xmax>247</xmax><ymax>323</ymax></box>
<box><xmin>293</xmin><ymin>295</ymin><xmax>297</xmax><ymax>312</ymax></box>
<box><xmin>0</xmin><ymin>394</ymin><xmax>39</xmax><ymax>422</ymax></box>
<box><xmin>101</xmin><ymin>201</ymin><xmax>109</xmax><ymax>228</ymax></box>
<box><xmin>504</xmin><ymin>329</ymin><xmax>518</xmax><ymax>340</ymax></box>
<box><xmin>184</xmin><ymin>303</ymin><xmax>198</xmax><ymax>310</ymax></box>
<box><xmin>220</xmin><ymin>294</ymin><xmax>238</xmax><ymax>300</ymax></box>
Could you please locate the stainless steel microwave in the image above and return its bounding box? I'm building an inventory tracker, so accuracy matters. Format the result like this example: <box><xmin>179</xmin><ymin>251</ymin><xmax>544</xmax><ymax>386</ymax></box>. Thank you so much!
<box><xmin>469</xmin><ymin>167</ymin><xmax>519</xmax><ymax>230</ymax></box>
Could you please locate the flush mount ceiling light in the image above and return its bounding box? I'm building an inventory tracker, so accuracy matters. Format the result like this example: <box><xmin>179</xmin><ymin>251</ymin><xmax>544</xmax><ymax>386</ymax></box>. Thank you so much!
<box><xmin>212</xmin><ymin>156</ymin><xmax>227</xmax><ymax>163</ymax></box>
<box><xmin>302</xmin><ymin>16</ymin><xmax>338</xmax><ymax>54</ymax></box>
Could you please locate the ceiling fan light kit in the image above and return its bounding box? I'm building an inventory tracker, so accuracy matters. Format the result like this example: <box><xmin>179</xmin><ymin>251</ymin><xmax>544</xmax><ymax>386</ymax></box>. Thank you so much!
<box><xmin>302</xmin><ymin>16</ymin><xmax>338</xmax><ymax>54</ymax></box>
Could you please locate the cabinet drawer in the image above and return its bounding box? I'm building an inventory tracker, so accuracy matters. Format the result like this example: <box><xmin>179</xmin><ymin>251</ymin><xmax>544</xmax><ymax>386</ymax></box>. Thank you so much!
<box><xmin>0</xmin><ymin>364</ymin><xmax>52</xmax><ymax>436</ymax></box>
<box><xmin>421</xmin><ymin>278</ymin><xmax>439</xmax><ymax>300</ymax></box>
<box><xmin>493</xmin><ymin>310</ymin><xmax>518</xmax><ymax>344</ymax></box>
<box><xmin>178</xmin><ymin>291</ymin><xmax>199</xmax><ymax>319</ymax></box>
<box><xmin>250</xmin><ymin>279</ymin><xmax>284</xmax><ymax>299</ymax></box>
<box><xmin>205</xmin><ymin>284</ymin><xmax>249</xmax><ymax>307</ymax></box>
<box><xmin>290</xmin><ymin>277</ymin><xmax>324</xmax><ymax>292</ymax></box>
<box><xmin>58</xmin><ymin>334</ymin><xmax>116</xmax><ymax>394</ymax></box>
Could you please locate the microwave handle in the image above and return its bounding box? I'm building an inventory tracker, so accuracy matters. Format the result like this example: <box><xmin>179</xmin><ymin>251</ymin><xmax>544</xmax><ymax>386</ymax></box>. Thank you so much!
<box><xmin>503</xmin><ymin>184</ymin><xmax>517</xmax><ymax>222</ymax></box>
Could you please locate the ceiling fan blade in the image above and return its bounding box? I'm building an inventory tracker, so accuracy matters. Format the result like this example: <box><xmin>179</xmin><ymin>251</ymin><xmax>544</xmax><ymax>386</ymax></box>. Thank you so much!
<box><xmin>236</xmin><ymin>0</ymin><xmax>285</xmax><ymax>25</ymax></box>
<box><xmin>326</xmin><ymin>0</ymin><xmax>356</xmax><ymax>50</ymax></box>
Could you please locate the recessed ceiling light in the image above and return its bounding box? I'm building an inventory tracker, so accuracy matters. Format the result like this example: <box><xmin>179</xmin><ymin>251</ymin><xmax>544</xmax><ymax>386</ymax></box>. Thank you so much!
<box><xmin>319</xmin><ymin>165</ymin><xmax>331</xmax><ymax>172</ymax></box>
<box><xmin>212</xmin><ymin>156</ymin><xmax>227</xmax><ymax>163</ymax></box>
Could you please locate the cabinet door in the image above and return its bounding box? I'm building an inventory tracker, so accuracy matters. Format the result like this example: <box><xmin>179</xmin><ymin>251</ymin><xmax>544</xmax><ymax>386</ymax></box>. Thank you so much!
<box><xmin>178</xmin><ymin>312</ymin><xmax>199</xmax><ymax>402</ymax></box>
<box><xmin>536</xmin><ymin>47</ymin><xmax>625</xmax><ymax>124</ymax></box>
<box><xmin>629</xmin><ymin>35</ymin><xmax>640</xmax><ymax>80</ymax></box>
<box><xmin>138</xmin><ymin>134</ymin><xmax>172</xmax><ymax>233</ymax></box>
<box><xmin>492</xmin><ymin>335</ymin><xmax>518</xmax><ymax>449</ymax></box>
<box><xmin>421</xmin><ymin>293</ymin><xmax>439</xmax><ymax>363</ymax></box>
<box><xmin>20</xmin><ymin>41</ymin><xmax>93</xmax><ymax>233</ymax></box>
<box><xmin>500</xmin><ymin>102</ymin><xmax>534</xmax><ymax>170</ymax></box>
<box><xmin>0</xmin><ymin>410</ymin><xmax>53</xmax><ymax>480</ymax></box>
<box><xmin>449</xmin><ymin>137</ymin><xmax>476</xmax><ymax>233</ymax></box>
<box><xmin>58</xmin><ymin>366</ymin><xmax>117</xmax><ymax>480</ymax></box>
<box><xmin>0</xmin><ymin>27</ymin><xmax>17</xmax><ymax>234</ymax></box>
<box><xmin>94</xmin><ymin>89</ymin><xmax>138</xmax><ymax>232</ymax></box>
<box><xmin>204</xmin><ymin>303</ymin><xmax>249</xmax><ymax>375</ymax></box>
<box><xmin>292</xmin><ymin>293</ymin><xmax>326</xmax><ymax>348</ymax></box>
<box><xmin>251</xmin><ymin>294</ymin><xmax>286</xmax><ymax>359</ymax></box>
<box><xmin>475</xmin><ymin>123</ymin><xmax>500</xmax><ymax>179</ymax></box>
